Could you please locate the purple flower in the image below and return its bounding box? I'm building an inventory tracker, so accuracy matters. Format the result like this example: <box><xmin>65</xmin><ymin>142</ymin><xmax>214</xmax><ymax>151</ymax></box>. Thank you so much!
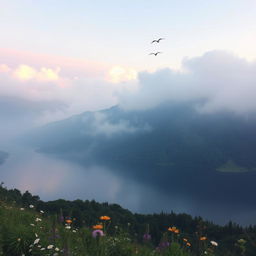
<box><xmin>143</xmin><ymin>233</ymin><xmax>151</xmax><ymax>241</ymax></box>
<box><xmin>92</xmin><ymin>229</ymin><xmax>104</xmax><ymax>238</ymax></box>
<box><xmin>159</xmin><ymin>241</ymin><xmax>170</xmax><ymax>248</ymax></box>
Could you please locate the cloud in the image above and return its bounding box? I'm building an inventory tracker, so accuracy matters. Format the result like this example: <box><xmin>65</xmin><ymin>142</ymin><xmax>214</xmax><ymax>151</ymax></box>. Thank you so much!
<box><xmin>0</xmin><ymin>64</ymin><xmax>11</xmax><ymax>73</ymax></box>
<box><xmin>14</xmin><ymin>65</ymin><xmax>60</xmax><ymax>82</ymax></box>
<box><xmin>1</xmin><ymin>49</ymin><xmax>256</xmax><ymax>138</ymax></box>
<box><xmin>107</xmin><ymin>66</ymin><xmax>137</xmax><ymax>83</ymax></box>
<box><xmin>0</xmin><ymin>96</ymin><xmax>66</xmax><ymax>142</ymax></box>
<box><xmin>0</xmin><ymin>49</ymin><xmax>139</xmax><ymax>126</ymax></box>
<box><xmin>119</xmin><ymin>50</ymin><xmax>256</xmax><ymax>114</ymax></box>
<box><xmin>82</xmin><ymin>112</ymin><xmax>152</xmax><ymax>137</ymax></box>
<box><xmin>0</xmin><ymin>48</ymin><xmax>107</xmax><ymax>78</ymax></box>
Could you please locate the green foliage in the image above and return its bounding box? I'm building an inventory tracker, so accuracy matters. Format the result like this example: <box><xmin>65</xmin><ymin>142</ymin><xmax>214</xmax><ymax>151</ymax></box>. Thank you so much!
<box><xmin>0</xmin><ymin>185</ymin><xmax>256</xmax><ymax>255</ymax></box>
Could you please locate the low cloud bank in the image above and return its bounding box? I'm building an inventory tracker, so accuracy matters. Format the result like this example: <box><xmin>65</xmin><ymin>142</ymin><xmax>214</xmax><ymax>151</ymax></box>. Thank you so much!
<box><xmin>1</xmin><ymin>49</ymin><xmax>255</xmax><ymax>140</ymax></box>
<box><xmin>119</xmin><ymin>50</ymin><xmax>256</xmax><ymax>114</ymax></box>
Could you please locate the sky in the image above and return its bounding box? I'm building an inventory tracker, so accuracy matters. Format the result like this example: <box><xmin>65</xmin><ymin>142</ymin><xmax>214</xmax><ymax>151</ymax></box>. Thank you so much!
<box><xmin>1</xmin><ymin>0</ymin><xmax>256</xmax><ymax>223</ymax></box>
<box><xmin>0</xmin><ymin>0</ymin><xmax>256</xmax><ymax>124</ymax></box>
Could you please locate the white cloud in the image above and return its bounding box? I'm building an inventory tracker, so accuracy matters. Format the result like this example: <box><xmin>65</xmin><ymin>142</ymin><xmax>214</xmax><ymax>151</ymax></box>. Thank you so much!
<box><xmin>119</xmin><ymin>50</ymin><xmax>256</xmax><ymax>114</ymax></box>
<box><xmin>107</xmin><ymin>66</ymin><xmax>137</xmax><ymax>83</ymax></box>
<box><xmin>0</xmin><ymin>63</ymin><xmax>120</xmax><ymax>125</ymax></box>
<box><xmin>1</xmin><ymin>49</ymin><xmax>256</xmax><ymax>134</ymax></box>
<box><xmin>13</xmin><ymin>65</ymin><xmax>60</xmax><ymax>82</ymax></box>
<box><xmin>83</xmin><ymin>112</ymin><xmax>151</xmax><ymax>136</ymax></box>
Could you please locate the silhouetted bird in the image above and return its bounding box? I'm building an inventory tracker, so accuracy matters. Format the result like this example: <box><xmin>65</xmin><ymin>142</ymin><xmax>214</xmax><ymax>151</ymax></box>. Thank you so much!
<box><xmin>151</xmin><ymin>38</ymin><xmax>165</xmax><ymax>44</ymax></box>
<box><xmin>149</xmin><ymin>52</ymin><xmax>162</xmax><ymax>56</ymax></box>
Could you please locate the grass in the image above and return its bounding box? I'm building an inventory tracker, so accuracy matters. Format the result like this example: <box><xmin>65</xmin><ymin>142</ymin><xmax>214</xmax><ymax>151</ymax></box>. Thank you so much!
<box><xmin>0</xmin><ymin>200</ymin><xmax>222</xmax><ymax>256</ymax></box>
<box><xmin>216</xmin><ymin>159</ymin><xmax>256</xmax><ymax>173</ymax></box>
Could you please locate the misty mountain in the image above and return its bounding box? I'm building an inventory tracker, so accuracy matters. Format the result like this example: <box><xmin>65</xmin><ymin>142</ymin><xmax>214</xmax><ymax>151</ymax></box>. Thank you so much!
<box><xmin>27</xmin><ymin>101</ymin><xmax>256</xmax><ymax>211</ymax></box>
<box><xmin>0</xmin><ymin>151</ymin><xmax>8</xmax><ymax>165</ymax></box>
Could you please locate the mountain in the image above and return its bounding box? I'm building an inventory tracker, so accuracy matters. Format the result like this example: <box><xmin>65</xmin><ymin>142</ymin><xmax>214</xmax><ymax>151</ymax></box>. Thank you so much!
<box><xmin>0</xmin><ymin>151</ymin><xmax>8</xmax><ymax>165</ymax></box>
<box><xmin>27</xmin><ymin>101</ymin><xmax>256</xmax><ymax>216</ymax></box>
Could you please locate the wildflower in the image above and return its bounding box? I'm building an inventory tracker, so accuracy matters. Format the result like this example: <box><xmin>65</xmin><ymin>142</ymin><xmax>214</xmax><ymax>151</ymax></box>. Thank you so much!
<box><xmin>72</xmin><ymin>230</ymin><xmax>76</xmax><ymax>233</ymax></box>
<box><xmin>65</xmin><ymin>219</ymin><xmax>72</xmax><ymax>224</ymax></box>
<box><xmin>174</xmin><ymin>229</ymin><xmax>180</xmax><ymax>234</ymax></box>
<box><xmin>158</xmin><ymin>241</ymin><xmax>170</xmax><ymax>251</ymax></box>
<box><xmin>200</xmin><ymin>236</ymin><xmax>207</xmax><ymax>241</ymax></box>
<box><xmin>35</xmin><ymin>233</ymin><xmax>38</xmax><ymax>237</ymax></box>
<box><xmin>40</xmin><ymin>210</ymin><xmax>44</xmax><ymax>214</ymax></box>
<box><xmin>161</xmin><ymin>241</ymin><xmax>170</xmax><ymax>247</ymax></box>
<box><xmin>29</xmin><ymin>204</ymin><xmax>34</xmax><ymax>209</ymax></box>
<box><xmin>92</xmin><ymin>229</ymin><xmax>104</xmax><ymax>238</ymax></box>
<box><xmin>55</xmin><ymin>247</ymin><xmax>60</xmax><ymax>251</ymax></box>
<box><xmin>47</xmin><ymin>245</ymin><xmax>54</xmax><ymax>249</ymax></box>
<box><xmin>35</xmin><ymin>218</ymin><xmax>42</xmax><ymax>222</ymax></box>
<box><xmin>186</xmin><ymin>242</ymin><xmax>191</xmax><ymax>247</ymax></box>
<box><xmin>210</xmin><ymin>241</ymin><xmax>218</xmax><ymax>246</ymax></box>
<box><xmin>168</xmin><ymin>226</ymin><xmax>177</xmax><ymax>232</ymax></box>
<box><xmin>143</xmin><ymin>233</ymin><xmax>151</xmax><ymax>241</ymax></box>
<box><xmin>20</xmin><ymin>208</ymin><xmax>24</xmax><ymax>211</ymax></box>
<box><xmin>183</xmin><ymin>238</ymin><xmax>188</xmax><ymax>242</ymax></box>
<box><xmin>30</xmin><ymin>223</ymin><xmax>35</xmax><ymax>227</ymax></box>
<box><xmin>17</xmin><ymin>238</ymin><xmax>21</xmax><ymax>242</ymax></box>
<box><xmin>34</xmin><ymin>238</ymin><xmax>40</xmax><ymax>245</ymax></box>
<box><xmin>237</xmin><ymin>238</ymin><xmax>246</xmax><ymax>244</ymax></box>
<box><xmin>40</xmin><ymin>248</ymin><xmax>45</xmax><ymax>251</ymax></box>
<box><xmin>92</xmin><ymin>224</ymin><xmax>103</xmax><ymax>229</ymax></box>
<box><xmin>100</xmin><ymin>215</ymin><xmax>111</xmax><ymax>220</ymax></box>
<box><xmin>65</xmin><ymin>225</ymin><xmax>71</xmax><ymax>229</ymax></box>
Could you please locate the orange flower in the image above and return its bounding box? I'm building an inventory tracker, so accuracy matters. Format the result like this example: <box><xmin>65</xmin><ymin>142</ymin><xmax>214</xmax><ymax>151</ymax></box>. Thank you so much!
<box><xmin>174</xmin><ymin>229</ymin><xmax>180</xmax><ymax>234</ymax></box>
<box><xmin>100</xmin><ymin>216</ymin><xmax>111</xmax><ymax>220</ymax></box>
<box><xmin>92</xmin><ymin>224</ymin><xmax>103</xmax><ymax>230</ymax></box>
<box><xmin>200</xmin><ymin>236</ymin><xmax>207</xmax><ymax>241</ymax></box>
<box><xmin>186</xmin><ymin>242</ymin><xmax>191</xmax><ymax>247</ymax></box>
<box><xmin>65</xmin><ymin>219</ymin><xmax>72</xmax><ymax>224</ymax></box>
<box><xmin>168</xmin><ymin>226</ymin><xmax>177</xmax><ymax>232</ymax></box>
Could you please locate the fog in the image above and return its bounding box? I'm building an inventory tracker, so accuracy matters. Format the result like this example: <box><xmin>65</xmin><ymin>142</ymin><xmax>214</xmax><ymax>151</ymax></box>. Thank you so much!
<box><xmin>1</xmin><ymin>50</ymin><xmax>256</xmax><ymax>225</ymax></box>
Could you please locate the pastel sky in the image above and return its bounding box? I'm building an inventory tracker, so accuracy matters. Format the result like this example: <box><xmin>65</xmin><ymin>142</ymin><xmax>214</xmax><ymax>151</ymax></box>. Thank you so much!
<box><xmin>0</xmin><ymin>0</ymin><xmax>256</xmax><ymax>125</ymax></box>
<box><xmin>1</xmin><ymin>0</ymin><xmax>256</xmax><ymax>70</ymax></box>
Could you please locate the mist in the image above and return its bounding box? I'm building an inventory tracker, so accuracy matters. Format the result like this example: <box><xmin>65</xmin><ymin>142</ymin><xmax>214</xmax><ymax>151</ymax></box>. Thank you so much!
<box><xmin>1</xmin><ymin>50</ymin><xmax>256</xmax><ymax>225</ymax></box>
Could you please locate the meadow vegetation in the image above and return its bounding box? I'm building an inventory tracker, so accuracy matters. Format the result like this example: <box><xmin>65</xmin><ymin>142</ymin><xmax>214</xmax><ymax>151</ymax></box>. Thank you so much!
<box><xmin>0</xmin><ymin>184</ymin><xmax>255</xmax><ymax>255</ymax></box>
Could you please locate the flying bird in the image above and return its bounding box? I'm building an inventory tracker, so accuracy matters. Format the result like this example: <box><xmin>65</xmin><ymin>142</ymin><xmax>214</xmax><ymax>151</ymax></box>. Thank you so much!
<box><xmin>149</xmin><ymin>52</ymin><xmax>162</xmax><ymax>56</ymax></box>
<box><xmin>151</xmin><ymin>38</ymin><xmax>165</xmax><ymax>44</ymax></box>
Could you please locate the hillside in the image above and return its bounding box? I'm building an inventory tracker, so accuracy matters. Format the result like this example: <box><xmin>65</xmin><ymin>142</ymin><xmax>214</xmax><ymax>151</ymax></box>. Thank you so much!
<box><xmin>0</xmin><ymin>184</ymin><xmax>256</xmax><ymax>255</ymax></box>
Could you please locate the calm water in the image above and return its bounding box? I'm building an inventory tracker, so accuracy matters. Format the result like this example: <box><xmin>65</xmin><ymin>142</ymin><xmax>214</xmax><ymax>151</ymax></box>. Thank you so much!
<box><xmin>1</xmin><ymin>144</ymin><xmax>256</xmax><ymax>225</ymax></box>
